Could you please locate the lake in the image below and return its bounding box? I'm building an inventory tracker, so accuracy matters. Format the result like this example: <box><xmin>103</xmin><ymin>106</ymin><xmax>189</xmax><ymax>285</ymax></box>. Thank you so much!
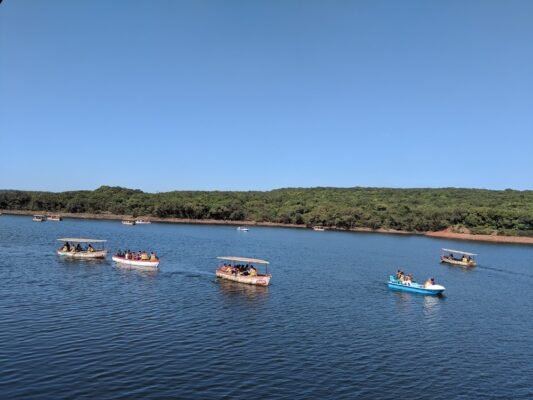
<box><xmin>0</xmin><ymin>215</ymin><xmax>532</xmax><ymax>399</ymax></box>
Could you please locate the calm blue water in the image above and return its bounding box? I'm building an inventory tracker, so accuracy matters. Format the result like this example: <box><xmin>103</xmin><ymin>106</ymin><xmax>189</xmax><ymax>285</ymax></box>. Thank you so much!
<box><xmin>0</xmin><ymin>215</ymin><xmax>532</xmax><ymax>399</ymax></box>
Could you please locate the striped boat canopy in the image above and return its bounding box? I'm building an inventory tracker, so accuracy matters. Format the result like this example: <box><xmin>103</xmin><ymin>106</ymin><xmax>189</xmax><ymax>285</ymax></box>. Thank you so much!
<box><xmin>442</xmin><ymin>248</ymin><xmax>477</xmax><ymax>256</ymax></box>
<box><xmin>57</xmin><ymin>238</ymin><xmax>107</xmax><ymax>243</ymax></box>
<box><xmin>217</xmin><ymin>256</ymin><xmax>270</xmax><ymax>264</ymax></box>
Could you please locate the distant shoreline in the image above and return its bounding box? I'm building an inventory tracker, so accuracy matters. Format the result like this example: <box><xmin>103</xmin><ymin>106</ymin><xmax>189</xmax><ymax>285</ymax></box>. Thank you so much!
<box><xmin>2</xmin><ymin>209</ymin><xmax>533</xmax><ymax>245</ymax></box>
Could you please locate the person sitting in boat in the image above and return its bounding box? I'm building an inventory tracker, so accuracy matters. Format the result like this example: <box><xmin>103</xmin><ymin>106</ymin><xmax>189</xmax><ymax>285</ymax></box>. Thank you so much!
<box><xmin>395</xmin><ymin>270</ymin><xmax>402</xmax><ymax>280</ymax></box>
<box><xmin>87</xmin><ymin>244</ymin><xmax>95</xmax><ymax>252</ymax></box>
<box><xmin>249</xmin><ymin>266</ymin><xmax>257</xmax><ymax>276</ymax></box>
<box><xmin>150</xmin><ymin>252</ymin><xmax>158</xmax><ymax>261</ymax></box>
<box><xmin>75</xmin><ymin>243</ymin><xmax>82</xmax><ymax>252</ymax></box>
<box><xmin>141</xmin><ymin>251</ymin><xmax>149</xmax><ymax>260</ymax></box>
<box><xmin>424</xmin><ymin>277</ymin><xmax>436</xmax><ymax>288</ymax></box>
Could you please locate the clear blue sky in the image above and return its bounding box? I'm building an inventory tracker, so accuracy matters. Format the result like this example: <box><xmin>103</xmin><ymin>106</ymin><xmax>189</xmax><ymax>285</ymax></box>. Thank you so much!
<box><xmin>1</xmin><ymin>0</ymin><xmax>532</xmax><ymax>192</ymax></box>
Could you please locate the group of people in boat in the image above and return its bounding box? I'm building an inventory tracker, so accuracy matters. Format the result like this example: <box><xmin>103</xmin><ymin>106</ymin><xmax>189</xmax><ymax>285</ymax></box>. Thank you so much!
<box><xmin>395</xmin><ymin>270</ymin><xmax>436</xmax><ymax>288</ymax></box>
<box><xmin>61</xmin><ymin>242</ymin><xmax>96</xmax><ymax>252</ymax></box>
<box><xmin>115</xmin><ymin>249</ymin><xmax>158</xmax><ymax>261</ymax></box>
<box><xmin>220</xmin><ymin>263</ymin><xmax>258</xmax><ymax>277</ymax></box>
<box><xmin>443</xmin><ymin>253</ymin><xmax>473</xmax><ymax>263</ymax></box>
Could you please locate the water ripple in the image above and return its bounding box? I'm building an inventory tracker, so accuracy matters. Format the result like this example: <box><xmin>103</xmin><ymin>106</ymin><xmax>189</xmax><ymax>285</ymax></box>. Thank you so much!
<box><xmin>0</xmin><ymin>216</ymin><xmax>532</xmax><ymax>399</ymax></box>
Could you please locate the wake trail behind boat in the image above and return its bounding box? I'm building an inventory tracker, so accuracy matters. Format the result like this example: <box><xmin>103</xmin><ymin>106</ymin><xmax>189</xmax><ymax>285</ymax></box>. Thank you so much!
<box><xmin>162</xmin><ymin>266</ymin><xmax>214</xmax><ymax>279</ymax></box>
<box><xmin>477</xmin><ymin>264</ymin><xmax>533</xmax><ymax>279</ymax></box>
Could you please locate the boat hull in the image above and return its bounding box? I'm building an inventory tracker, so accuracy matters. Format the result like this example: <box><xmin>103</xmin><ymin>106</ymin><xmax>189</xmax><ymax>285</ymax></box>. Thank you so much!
<box><xmin>57</xmin><ymin>250</ymin><xmax>107</xmax><ymax>259</ymax></box>
<box><xmin>387</xmin><ymin>277</ymin><xmax>445</xmax><ymax>295</ymax></box>
<box><xmin>112</xmin><ymin>256</ymin><xmax>159</xmax><ymax>268</ymax></box>
<box><xmin>216</xmin><ymin>269</ymin><xmax>271</xmax><ymax>286</ymax></box>
<box><xmin>440</xmin><ymin>256</ymin><xmax>476</xmax><ymax>267</ymax></box>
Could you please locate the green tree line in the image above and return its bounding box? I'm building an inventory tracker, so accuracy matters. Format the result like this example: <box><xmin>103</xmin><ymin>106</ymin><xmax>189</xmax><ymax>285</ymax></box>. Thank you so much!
<box><xmin>1</xmin><ymin>186</ymin><xmax>532</xmax><ymax>236</ymax></box>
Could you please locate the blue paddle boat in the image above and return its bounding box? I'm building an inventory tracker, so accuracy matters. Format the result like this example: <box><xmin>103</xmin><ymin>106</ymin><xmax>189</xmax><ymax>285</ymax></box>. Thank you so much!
<box><xmin>387</xmin><ymin>276</ymin><xmax>445</xmax><ymax>295</ymax></box>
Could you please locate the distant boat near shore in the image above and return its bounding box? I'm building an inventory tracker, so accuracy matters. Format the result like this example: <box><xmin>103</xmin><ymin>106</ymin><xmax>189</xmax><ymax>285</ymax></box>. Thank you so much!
<box><xmin>313</xmin><ymin>226</ymin><xmax>325</xmax><ymax>231</ymax></box>
<box><xmin>122</xmin><ymin>220</ymin><xmax>136</xmax><ymax>226</ymax></box>
<box><xmin>236</xmin><ymin>226</ymin><xmax>249</xmax><ymax>231</ymax></box>
<box><xmin>47</xmin><ymin>215</ymin><xmax>62</xmax><ymax>221</ymax></box>
<box><xmin>135</xmin><ymin>219</ymin><xmax>151</xmax><ymax>224</ymax></box>
<box><xmin>33</xmin><ymin>215</ymin><xmax>46</xmax><ymax>222</ymax></box>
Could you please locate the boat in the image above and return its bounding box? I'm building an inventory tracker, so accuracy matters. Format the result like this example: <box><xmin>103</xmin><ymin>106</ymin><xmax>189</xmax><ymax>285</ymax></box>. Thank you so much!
<box><xmin>112</xmin><ymin>254</ymin><xmax>159</xmax><ymax>269</ymax></box>
<box><xmin>216</xmin><ymin>256</ymin><xmax>271</xmax><ymax>286</ymax></box>
<box><xmin>313</xmin><ymin>226</ymin><xmax>325</xmax><ymax>231</ymax></box>
<box><xmin>387</xmin><ymin>275</ymin><xmax>445</xmax><ymax>295</ymax></box>
<box><xmin>56</xmin><ymin>238</ymin><xmax>108</xmax><ymax>259</ymax></box>
<box><xmin>440</xmin><ymin>248</ymin><xmax>477</xmax><ymax>267</ymax></box>
<box><xmin>33</xmin><ymin>215</ymin><xmax>46</xmax><ymax>222</ymax></box>
<box><xmin>47</xmin><ymin>215</ymin><xmax>62</xmax><ymax>221</ymax></box>
<box><xmin>122</xmin><ymin>219</ymin><xmax>136</xmax><ymax>226</ymax></box>
<box><xmin>135</xmin><ymin>218</ymin><xmax>151</xmax><ymax>224</ymax></box>
<box><xmin>236</xmin><ymin>227</ymin><xmax>249</xmax><ymax>231</ymax></box>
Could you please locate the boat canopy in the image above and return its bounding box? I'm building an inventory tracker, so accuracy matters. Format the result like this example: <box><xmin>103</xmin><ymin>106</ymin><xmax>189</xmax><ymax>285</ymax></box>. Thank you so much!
<box><xmin>57</xmin><ymin>238</ymin><xmax>107</xmax><ymax>243</ymax></box>
<box><xmin>217</xmin><ymin>256</ymin><xmax>270</xmax><ymax>264</ymax></box>
<box><xmin>442</xmin><ymin>248</ymin><xmax>477</xmax><ymax>256</ymax></box>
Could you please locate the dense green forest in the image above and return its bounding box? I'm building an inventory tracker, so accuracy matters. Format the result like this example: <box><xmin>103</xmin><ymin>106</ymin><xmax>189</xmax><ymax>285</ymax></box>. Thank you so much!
<box><xmin>1</xmin><ymin>186</ymin><xmax>532</xmax><ymax>236</ymax></box>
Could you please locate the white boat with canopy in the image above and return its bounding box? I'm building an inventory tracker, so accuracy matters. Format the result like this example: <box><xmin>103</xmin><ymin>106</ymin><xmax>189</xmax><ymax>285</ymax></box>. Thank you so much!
<box><xmin>135</xmin><ymin>219</ymin><xmax>151</xmax><ymax>224</ymax></box>
<box><xmin>216</xmin><ymin>256</ymin><xmax>271</xmax><ymax>286</ymax></box>
<box><xmin>440</xmin><ymin>248</ymin><xmax>477</xmax><ymax>267</ymax></box>
<box><xmin>112</xmin><ymin>251</ymin><xmax>160</xmax><ymax>269</ymax></box>
<box><xmin>57</xmin><ymin>238</ymin><xmax>107</xmax><ymax>259</ymax></box>
<box><xmin>122</xmin><ymin>219</ymin><xmax>136</xmax><ymax>225</ymax></box>
<box><xmin>33</xmin><ymin>215</ymin><xmax>46</xmax><ymax>222</ymax></box>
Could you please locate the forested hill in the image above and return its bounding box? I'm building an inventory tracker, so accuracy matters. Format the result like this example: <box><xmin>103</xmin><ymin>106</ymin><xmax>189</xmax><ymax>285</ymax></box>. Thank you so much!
<box><xmin>1</xmin><ymin>186</ymin><xmax>532</xmax><ymax>236</ymax></box>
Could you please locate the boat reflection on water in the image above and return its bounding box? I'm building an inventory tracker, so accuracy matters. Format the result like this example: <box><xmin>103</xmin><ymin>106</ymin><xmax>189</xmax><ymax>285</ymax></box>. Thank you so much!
<box><xmin>216</xmin><ymin>279</ymin><xmax>270</xmax><ymax>304</ymax></box>
<box><xmin>422</xmin><ymin>294</ymin><xmax>444</xmax><ymax>319</ymax></box>
<box><xmin>57</xmin><ymin>256</ymin><xmax>109</xmax><ymax>267</ymax></box>
<box><xmin>114</xmin><ymin>263</ymin><xmax>159</xmax><ymax>275</ymax></box>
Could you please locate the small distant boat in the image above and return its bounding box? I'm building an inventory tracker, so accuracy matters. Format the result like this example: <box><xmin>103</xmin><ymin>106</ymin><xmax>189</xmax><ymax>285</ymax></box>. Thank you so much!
<box><xmin>112</xmin><ymin>255</ymin><xmax>159</xmax><ymax>269</ymax></box>
<box><xmin>47</xmin><ymin>215</ymin><xmax>62</xmax><ymax>221</ymax></box>
<box><xmin>135</xmin><ymin>219</ymin><xmax>151</xmax><ymax>224</ymax></box>
<box><xmin>313</xmin><ymin>226</ymin><xmax>325</xmax><ymax>231</ymax></box>
<box><xmin>56</xmin><ymin>238</ymin><xmax>108</xmax><ymax>259</ymax></box>
<box><xmin>236</xmin><ymin>227</ymin><xmax>249</xmax><ymax>231</ymax></box>
<box><xmin>387</xmin><ymin>275</ymin><xmax>445</xmax><ymax>295</ymax></box>
<box><xmin>216</xmin><ymin>256</ymin><xmax>271</xmax><ymax>286</ymax></box>
<box><xmin>440</xmin><ymin>248</ymin><xmax>477</xmax><ymax>267</ymax></box>
<box><xmin>122</xmin><ymin>219</ymin><xmax>136</xmax><ymax>226</ymax></box>
<box><xmin>33</xmin><ymin>215</ymin><xmax>46</xmax><ymax>222</ymax></box>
